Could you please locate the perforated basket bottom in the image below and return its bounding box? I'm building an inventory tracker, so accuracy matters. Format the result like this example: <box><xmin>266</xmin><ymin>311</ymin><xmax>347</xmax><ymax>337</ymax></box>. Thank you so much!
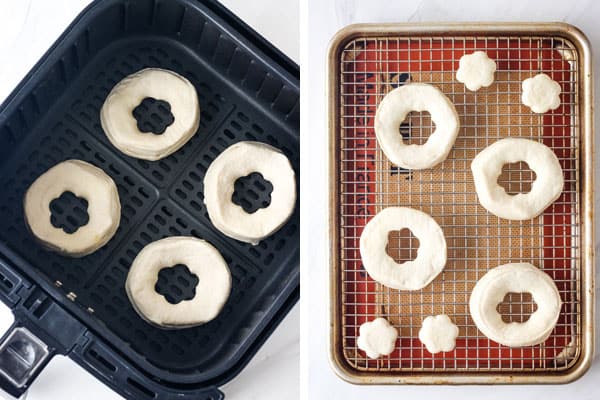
<box><xmin>337</xmin><ymin>36</ymin><xmax>580</xmax><ymax>372</ymax></box>
<box><xmin>0</xmin><ymin>36</ymin><xmax>299</xmax><ymax>372</ymax></box>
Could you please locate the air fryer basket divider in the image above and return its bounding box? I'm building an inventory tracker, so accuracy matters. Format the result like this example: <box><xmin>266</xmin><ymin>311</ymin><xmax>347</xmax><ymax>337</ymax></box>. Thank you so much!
<box><xmin>0</xmin><ymin>0</ymin><xmax>299</xmax><ymax>398</ymax></box>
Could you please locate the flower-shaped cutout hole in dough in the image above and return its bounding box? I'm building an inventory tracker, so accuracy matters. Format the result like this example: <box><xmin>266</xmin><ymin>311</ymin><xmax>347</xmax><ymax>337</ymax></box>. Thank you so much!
<box><xmin>496</xmin><ymin>292</ymin><xmax>538</xmax><ymax>323</ymax></box>
<box><xmin>386</xmin><ymin>228</ymin><xmax>420</xmax><ymax>264</ymax></box>
<box><xmin>456</xmin><ymin>51</ymin><xmax>497</xmax><ymax>91</ymax></box>
<box><xmin>49</xmin><ymin>191</ymin><xmax>90</xmax><ymax>234</ymax></box>
<box><xmin>400</xmin><ymin>111</ymin><xmax>435</xmax><ymax>146</ymax></box>
<box><xmin>497</xmin><ymin>161</ymin><xmax>537</xmax><ymax>195</ymax></box>
<box><xmin>418</xmin><ymin>314</ymin><xmax>459</xmax><ymax>354</ymax></box>
<box><xmin>357</xmin><ymin>317</ymin><xmax>398</xmax><ymax>359</ymax></box>
<box><xmin>132</xmin><ymin>97</ymin><xmax>175</xmax><ymax>135</ymax></box>
<box><xmin>522</xmin><ymin>73</ymin><xmax>561</xmax><ymax>113</ymax></box>
<box><xmin>154</xmin><ymin>264</ymin><xmax>199</xmax><ymax>304</ymax></box>
<box><xmin>231</xmin><ymin>172</ymin><xmax>274</xmax><ymax>214</ymax></box>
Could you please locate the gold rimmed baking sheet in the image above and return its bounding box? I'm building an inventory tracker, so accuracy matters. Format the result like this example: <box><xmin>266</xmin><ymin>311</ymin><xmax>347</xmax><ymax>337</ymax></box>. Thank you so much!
<box><xmin>329</xmin><ymin>23</ymin><xmax>594</xmax><ymax>384</ymax></box>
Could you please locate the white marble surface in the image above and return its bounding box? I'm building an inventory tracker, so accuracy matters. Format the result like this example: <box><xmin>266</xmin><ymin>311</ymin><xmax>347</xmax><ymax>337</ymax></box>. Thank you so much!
<box><xmin>302</xmin><ymin>0</ymin><xmax>599</xmax><ymax>399</ymax></box>
<box><xmin>0</xmin><ymin>0</ymin><xmax>299</xmax><ymax>399</ymax></box>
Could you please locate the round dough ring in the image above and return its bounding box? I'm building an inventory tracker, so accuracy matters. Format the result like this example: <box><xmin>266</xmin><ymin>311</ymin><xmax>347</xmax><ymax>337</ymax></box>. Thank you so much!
<box><xmin>203</xmin><ymin>141</ymin><xmax>296</xmax><ymax>245</ymax></box>
<box><xmin>101</xmin><ymin>68</ymin><xmax>200</xmax><ymax>161</ymax></box>
<box><xmin>471</xmin><ymin>138</ymin><xmax>564</xmax><ymax>220</ymax></box>
<box><xmin>126</xmin><ymin>237</ymin><xmax>231</xmax><ymax>328</ymax></box>
<box><xmin>374</xmin><ymin>83</ymin><xmax>460</xmax><ymax>170</ymax></box>
<box><xmin>24</xmin><ymin>159</ymin><xmax>121</xmax><ymax>257</ymax></box>
<box><xmin>359</xmin><ymin>207</ymin><xmax>447</xmax><ymax>290</ymax></box>
<box><xmin>469</xmin><ymin>263</ymin><xmax>562</xmax><ymax>347</ymax></box>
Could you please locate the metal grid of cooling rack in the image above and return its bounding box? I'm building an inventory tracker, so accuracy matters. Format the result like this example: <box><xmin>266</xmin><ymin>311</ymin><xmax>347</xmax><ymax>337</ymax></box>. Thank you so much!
<box><xmin>337</xmin><ymin>35</ymin><xmax>580</xmax><ymax>373</ymax></box>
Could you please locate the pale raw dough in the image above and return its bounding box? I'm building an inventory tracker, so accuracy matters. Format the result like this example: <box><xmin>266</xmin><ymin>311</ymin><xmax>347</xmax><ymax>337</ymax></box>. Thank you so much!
<box><xmin>101</xmin><ymin>68</ymin><xmax>200</xmax><ymax>160</ymax></box>
<box><xmin>359</xmin><ymin>207</ymin><xmax>447</xmax><ymax>290</ymax></box>
<box><xmin>24</xmin><ymin>160</ymin><xmax>120</xmax><ymax>257</ymax></box>
<box><xmin>374</xmin><ymin>83</ymin><xmax>459</xmax><ymax>170</ymax></box>
<box><xmin>357</xmin><ymin>317</ymin><xmax>398</xmax><ymax>359</ymax></box>
<box><xmin>456</xmin><ymin>51</ymin><xmax>496</xmax><ymax>91</ymax></box>
<box><xmin>203</xmin><ymin>141</ymin><xmax>296</xmax><ymax>245</ymax></box>
<box><xmin>126</xmin><ymin>236</ymin><xmax>231</xmax><ymax>328</ymax></box>
<box><xmin>469</xmin><ymin>263</ymin><xmax>562</xmax><ymax>347</ymax></box>
<box><xmin>418</xmin><ymin>314</ymin><xmax>459</xmax><ymax>354</ymax></box>
<box><xmin>522</xmin><ymin>73</ymin><xmax>561</xmax><ymax>113</ymax></box>
<box><xmin>471</xmin><ymin>138</ymin><xmax>564</xmax><ymax>220</ymax></box>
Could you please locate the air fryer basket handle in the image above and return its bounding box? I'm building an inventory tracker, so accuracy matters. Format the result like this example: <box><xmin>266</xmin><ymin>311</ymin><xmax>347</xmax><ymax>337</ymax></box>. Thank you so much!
<box><xmin>0</xmin><ymin>324</ymin><xmax>54</xmax><ymax>398</ymax></box>
<box><xmin>0</xmin><ymin>258</ymin><xmax>59</xmax><ymax>398</ymax></box>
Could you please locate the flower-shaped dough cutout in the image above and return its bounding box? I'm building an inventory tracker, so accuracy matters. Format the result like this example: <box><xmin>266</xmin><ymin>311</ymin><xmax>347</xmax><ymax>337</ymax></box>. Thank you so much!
<box><xmin>456</xmin><ymin>51</ymin><xmax>496</xmax><ymax>91</ymax></box>
<box><xmin>418</xmin><ymin>314</ymin><xmax>459</xmax><ymax>354</ymax></box>
<box><xmin>522</xmin><ymin>73</ymin><xmax>561</xmax><ymax>113</ymax></box>
<box><xmin>357</xmin><ymin>317</ymin><xmax>398</xmax><ymax>359</ymax></box>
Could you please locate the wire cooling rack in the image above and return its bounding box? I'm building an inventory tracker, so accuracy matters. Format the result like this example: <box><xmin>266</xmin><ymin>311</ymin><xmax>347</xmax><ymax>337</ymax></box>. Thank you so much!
<box><xmin>335</xmin><ymin>34</ymin><xmax>581</xmax><ymax>373</ymax></box>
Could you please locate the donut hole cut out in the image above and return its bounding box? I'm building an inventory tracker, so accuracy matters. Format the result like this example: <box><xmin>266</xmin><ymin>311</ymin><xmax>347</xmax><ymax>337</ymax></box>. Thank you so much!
<box><xmin>49</xmin><ymin>191</ymin><xmax>89</xmax><ymax>234</ymax></box>
<box><xmin>385</xmin><ymin>228</ymin><xmax>420</xmax><ymax>264</ymax></box>
<box><xmin>231</xmin><ymin>172</ymin><xmax>274</xmax><ymax>214</ymax></box>
<box><xmin>399</xmin><ymin>111</ymin><xmax>435</xmax><ymax>146</ymax></box>
<box><xmin>154</xmin><ymin>264</ymin><xmax>199</xmax><ymax>305</ymax></box>
<box><xmin>497</xmin><ymin>161</ymin><xmax>537</xmax><ymax>195</ymax></box>
<box><xmin>496</xmin><ymin>292</ymin><xmax>538</xmax><ymax>323</ymax></box>
<box><xmin>132</xmin><ymin>97</ymin><xmax>175</xmax><ymax>135</ymax></box>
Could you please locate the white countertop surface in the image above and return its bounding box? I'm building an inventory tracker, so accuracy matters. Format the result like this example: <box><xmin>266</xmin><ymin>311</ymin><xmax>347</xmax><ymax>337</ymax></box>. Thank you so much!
<box><xmin>302</xmin><ymin>0</ymin><xmax>599</xmax><ymax>399</ymax></box>
<box><xmin>0</xmin><ymin>0</ymin><xmax>299</xmax><ymax>399</ymax></box>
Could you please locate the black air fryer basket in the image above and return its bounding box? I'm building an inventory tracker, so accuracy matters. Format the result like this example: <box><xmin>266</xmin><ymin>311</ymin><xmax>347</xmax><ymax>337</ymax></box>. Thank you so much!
<box><xmin>0</xmin><ymin>0</ymin><xmax>299</xmax><ymax>398</ymax></box>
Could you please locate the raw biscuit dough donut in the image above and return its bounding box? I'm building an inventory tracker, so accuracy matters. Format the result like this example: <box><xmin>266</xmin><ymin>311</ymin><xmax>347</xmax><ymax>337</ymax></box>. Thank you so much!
<box><xmin>126</xmin><ymin>237</ymin><xmax>231</xmax><ymax>328</ymax></box>
<box><xmin>418</xmin><ymin>314</ymin><xmax>459</xmax><ymax>354</ymax></box>
<box><xmin>359</xmin><ymin>207</ymin><xmax>447</xmax><ymax>290</ymax></box>
<box><xmin>522</xmin><ymin>73</ymin><xmax>561</xmax><ymax>114</ymax></box>
<box><xmin>204</xmin><ymin>141</ymin><xmax>296</xmax><ymax>245</ymax></box>
<box><xmin>469</xmin><ymin>263</ymin><xmax>562</xmax><ymax>347</ymax></box>
<box><xmin>101</xmin><ymin>68</ymin><xmax>200</xmax><ymax>160</ymax></box>
<box><xmin>471</xmin><ymin>138</ymin><xmax>564</xmax><ymax>220</ymax></box>
<box><xmin>374</xmin><ymin>83</ymin><xmax>459</xmax><ymax>170</ymax></box>
<box><xmin>456</xmin><ymin>51</ymin><xmax>497</xmax><ymax>91</ymax></box>
<box><xmin>24</xmin><ymin>159</ymin><xmax>120</xmax><ymax>257</ymax></box>
<box><xmin>357</xmin><ymin>317</ymin><xmax>398</xmax><ymax>359</ymax></box>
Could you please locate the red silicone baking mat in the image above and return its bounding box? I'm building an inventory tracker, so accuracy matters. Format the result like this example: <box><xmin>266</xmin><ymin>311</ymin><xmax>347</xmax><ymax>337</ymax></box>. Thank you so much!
<box><xmin>337</xmin><ymin>34</ymin><xmax>580</xmax><ymax>372</ymax></box>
